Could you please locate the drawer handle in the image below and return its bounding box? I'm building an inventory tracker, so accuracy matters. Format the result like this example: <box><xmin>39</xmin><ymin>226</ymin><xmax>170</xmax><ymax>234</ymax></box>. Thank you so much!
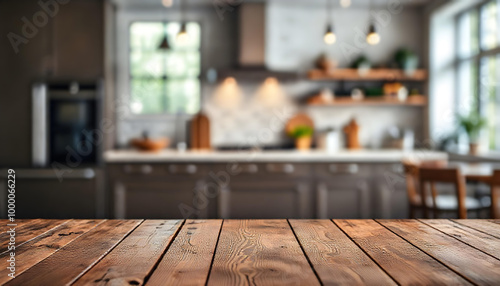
<box><xmin>123</xmin><ymin>164</ymin><xmax>153</xmax><ymax>174</ymax></box>
<box><xmin>266</xmin><ymin>163</ymin><xmax>294</xmax><ymax>174</ymax></box>
<box><xmin>169</xmin><ymin>164</ymin><xmax>197</xmax><ymax>174</ymax></box>
<box><xmin>329</xmin><ymin>164</ymin><xmax>358</xmax><ymax>174</ymax></box>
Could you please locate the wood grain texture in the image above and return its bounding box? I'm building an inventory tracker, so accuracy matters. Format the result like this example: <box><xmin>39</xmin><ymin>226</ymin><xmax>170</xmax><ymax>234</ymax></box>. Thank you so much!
<box><xmin>207</xmin><ymin>220</ymin><xmax>320</xmax><ymax>286</ymax></box>
<box><xmin>335</xmin><ymin>219</ymin><xmax>471</xmax><ymax>285</ymax></box>
<box><xmin>289</xmin><ymin>219</ymin><xmax>395</xmax><ymax>285</ymax></box>
<box><xmin>74</xmin><ymin>220</ymin><xmax>182</xmax><ymax>286</ymax></box>
<box><xmin>380</xmin><ymin>219</ymin><xmax>500</xmax><ymax>285</ymax></box>
<box><xmin>0</xmin><ymin>220</ymin><xmax>100</xmax><ymax>284</ymax></box>
<box><xmin>147</xmin><ymin>219</ymin><xmax>222</xmax><ymax>286</ymax></box>
<box><xmin>5</xmin><ymin>220</ymin><xmax>141</xmax><ymax>286</ymax></box>
<box><xmin>421</xmin><ymin>219</ymin><xmax>500</xmax><ymax>260</ymax></box>
<box><xmin>0</xmin><ymin>219</ymin><xmax>68</xmax><ymax>254</ymax></box>
<box><xmin>454</xmin><ymin>219</ymin><xmax>500</xmax><ymax>239</ymax></box>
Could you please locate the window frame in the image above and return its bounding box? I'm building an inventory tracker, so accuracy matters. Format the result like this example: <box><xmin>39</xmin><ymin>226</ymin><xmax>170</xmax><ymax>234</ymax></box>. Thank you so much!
<box><xmin>115</xmin><ymin>9</ymin><xmax>205</xmax><ymax>121</ymax></box>
<box><xmin>128</xmin><ymin>20</ymin><xmax>202</xmax><ymax>116</ymax></box>
<box><xmin>455</xmin><ymin>0</ymin><xmax>500</xmax><ymax>149</ymax></box>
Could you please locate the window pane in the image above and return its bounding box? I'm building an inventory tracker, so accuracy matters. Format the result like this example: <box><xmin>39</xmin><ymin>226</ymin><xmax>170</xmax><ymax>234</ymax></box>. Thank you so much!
<box><xmin>130</xmin><ymin>22</ymin><xmax>164</xmax><ymax>51</ymax></box>
<box><xmin>129</xmin><ymin>21</ymin><xmax>201</xmax><ymax>114</ymax></box>
<box><xmin>458</xmin><ymin>10</ymin><xmax>479</xmax><ymax>58</ymax></box>
<box><xmin>480</xmin><ymin>55</ymin><xmax>500</xmax><ymax>149</ymax></box>
<box><xmin>166</xmin><ymin>51</ymin><xmax>201</xmax><ymax>78</ymax></box>
<box><xmin>131</xmin><ymin>79</ymin><xmax>165</xmax><ymax>114</ymax></box>
<box><xmin>480</xmin><ymin>1</ymin><xmax>499</xmax><ymax>50</ymax></box>
<box><xmin>458</xmin><ymin>60</ymin><xmax>478</xmax><ymax>114</ymax></box>
<box><xmin>165</xmin><ymin>79</ymin><xmax>200</xmax><ymax>114</ymax></box>
<box><xmin>130</xmin><ymin>51</ymin><xmax>165</xmax><ymax>78</ymax></box>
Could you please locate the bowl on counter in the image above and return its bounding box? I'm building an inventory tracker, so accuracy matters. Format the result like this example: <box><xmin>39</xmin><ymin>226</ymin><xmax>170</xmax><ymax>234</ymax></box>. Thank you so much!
<box><xmin>130</xmin><ymin>137</ymin><xmax>170</xmax><ymax>152</ymax></box>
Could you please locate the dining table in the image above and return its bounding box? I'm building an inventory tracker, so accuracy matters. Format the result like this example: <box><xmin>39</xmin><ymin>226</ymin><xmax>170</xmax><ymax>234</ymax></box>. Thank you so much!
<box><xmin>1</xmin><ymin>219</ymin><xmax>500</xmax><ymax>285</ymax></box>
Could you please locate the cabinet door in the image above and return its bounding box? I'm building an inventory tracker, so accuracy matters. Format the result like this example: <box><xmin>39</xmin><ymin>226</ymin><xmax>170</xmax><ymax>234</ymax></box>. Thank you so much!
<box><xmin>218</xmin><ymin>181</ymin><xmax>311</xmax><ymax>219</ymax></box>
<box><xmin>114</xmin><ymin>180</ymin><xmax>207</xmax><ymax>219</ymax></box>
<box><xmin>374</xmin><ymin>163</ymin><xmax>409</xmax><ymax>219</ymax></box>
<box><xmin>2</xmin><ymin>179</ymin><xmax>97</xmax><ymax>219</ymax></box>
<box><xmin>317</xmin><ymin>180</ymin><xmax>370</xmax><ymax>219</ymax></box>
<box><xmin>52</xmin><ymin>0</ymin><xmax>104</xmax><ymax>79</ymax></box>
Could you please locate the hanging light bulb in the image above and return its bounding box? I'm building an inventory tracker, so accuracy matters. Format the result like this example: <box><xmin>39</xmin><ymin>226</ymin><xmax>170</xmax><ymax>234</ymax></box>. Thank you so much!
<box><xmin>324</xmin><ymin>24</ymin><xmax>336</xmax><ymax>45</ymax></box>
<box><xmin>176</xmin><ymin>22</ymin><xmax>189</xmax><ymax>44</ymax></box>
<box><xmin>340</xmin><ymin>0</ymin><xmax>351</xmax><ymax>8</ymax></box>
<box><xmin>366</xmin><ymin>24</ymin><xmax>380</xmax><ymax>45</ymax></box>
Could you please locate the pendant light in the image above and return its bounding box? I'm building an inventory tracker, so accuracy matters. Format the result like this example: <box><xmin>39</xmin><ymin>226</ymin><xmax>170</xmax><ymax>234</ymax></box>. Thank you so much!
<box><xmin>176</xmin><ymin>0</ymin><xmax>189</xmax><ymax>44</ymax></box>
<box><xmin>323</xmin><ymin>0</ymin><xmax>336</xmax><ymax>45</ymax></box>
<box><xmin>340</xmin><ymin>0</ymin><xmax>351</xmax><ymax>8</ymax></box>
<box><xmin>366</xmin><ymin>0</ymin><xmax>380</xmax><ymax>45</ymax></box>
<box><xmin>158</xmin><ymin>23</ymin><xmax>171</xmax><ymax>50</ymax></box>
<box><xmin>158</xmin><ymin>1</ymin><xmax>171</xmax><ymax>50</ymax></box>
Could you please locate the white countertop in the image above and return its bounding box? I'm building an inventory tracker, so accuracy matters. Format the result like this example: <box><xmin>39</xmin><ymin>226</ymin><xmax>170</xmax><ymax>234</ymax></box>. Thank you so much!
<box><xmin>104</xmin><ymin>149</ymin><xmax>448</xmax><ymax>163</ymax></box>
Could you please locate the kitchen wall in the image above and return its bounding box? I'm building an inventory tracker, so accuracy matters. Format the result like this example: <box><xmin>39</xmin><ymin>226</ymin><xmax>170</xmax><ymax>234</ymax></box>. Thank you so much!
<box><xmin>0</xmin><ymin>0</ymin><xmax>104</xmax><ymax>167</ymax></box>
<box><xmin>116</xmin><ymin>2</ymin><xmax>427</xmax><ymax>149</ymax></box>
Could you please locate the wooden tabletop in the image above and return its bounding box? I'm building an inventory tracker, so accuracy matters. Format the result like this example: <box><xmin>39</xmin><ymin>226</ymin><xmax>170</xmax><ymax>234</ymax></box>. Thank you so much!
<box><xmin>1</xmin><ymin>219</ymin><xmax>500</xmax><ymax>285</ymax></box>
<box><xmin>453</xmin><ymin>162</ymin><xmax>500</xmax><ymax>183</ymax></box>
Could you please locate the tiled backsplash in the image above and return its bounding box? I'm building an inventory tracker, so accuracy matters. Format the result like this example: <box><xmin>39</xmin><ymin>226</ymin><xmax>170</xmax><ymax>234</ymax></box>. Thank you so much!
<box><xmin>117</xmin><ymin>79</ymin><xmax>424</xmax><ymax>149</ymax></box>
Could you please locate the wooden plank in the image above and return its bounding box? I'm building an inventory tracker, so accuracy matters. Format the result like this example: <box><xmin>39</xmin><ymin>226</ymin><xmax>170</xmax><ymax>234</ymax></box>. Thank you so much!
<box><xmin>380</xmin><ymin>219</ymin><xmax>500</xmax><ymax>285</ymax></box>
<box><xmin>453</xmin><ymin>220</ymin><xmax>500</xmax><ymax>239</ymax></box>
<box><xmin>335</xmin><ymin>220</ymin><xmax>471</xmax><ymax>285</ymax></box>
<box><xmin>289</xmin><ymin>219</ymin><xmax>395</xmax><ymax>285</ymax></box>
<box><xmin>147</xmin><ymin>219</ymin><xmax>222</xmax><ymax>286</ymax></box>
<box><xmin>207</xmin><ymin>219</ymin><xmax>320</xmax><ymax>286</ymax></box>
<box><xmin>0</xmin><ymin>219</ymin><xmax>69</xmax><ymax>254</ymax></box>
<box><xmin>421</xmin><ymin>219</ymin><xmax>500</xmax><ymax>260</ymax></box>
<box><xmin>0</xmin><ymin>220</ymin><xmax>100</xmax><ymax>284</ymax></box>
<box><xmin>74</xmin><ymin>220</ymin><xmax>182</xmax><ymax>286</ymax></box>
<box><xmin>5</xmin><ymin>220</ymin><xmax>141</xmax><ymax>286</ymax></box>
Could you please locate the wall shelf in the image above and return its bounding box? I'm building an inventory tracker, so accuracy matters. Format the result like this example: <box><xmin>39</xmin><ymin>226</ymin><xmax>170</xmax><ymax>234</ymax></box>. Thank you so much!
<box><xmin>307</xmin><ymin>69</ymin><xmax>427</xmax><ymax>81</ymax></box>
<box><xmin>307</xmin><ymin>95</ymin><xmax>427</xmax><ymax>107</ymax></box>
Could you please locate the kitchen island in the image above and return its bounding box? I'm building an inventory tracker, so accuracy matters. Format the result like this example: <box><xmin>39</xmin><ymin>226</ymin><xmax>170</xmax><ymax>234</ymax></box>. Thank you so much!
<box><xmin>3</xmin><ymin>219</ymin><xmax>499</xmax><ymax>285</ymax></box>
<box><xmin>104</xmin><ymin>149</ymin><xmax>447</xmax><ymax>219</ymax></box>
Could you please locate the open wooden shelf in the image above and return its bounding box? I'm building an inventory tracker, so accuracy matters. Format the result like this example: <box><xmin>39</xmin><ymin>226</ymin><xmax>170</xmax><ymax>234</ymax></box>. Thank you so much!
<box><xmin>307</xmin><ymin>95</ymin><xmax>427</xmax><ymax>107</ymax></box>
<box><xmin>307</xmin><ymin>68</ymin><xmax>427</xmax><ymax>81</ymax></box>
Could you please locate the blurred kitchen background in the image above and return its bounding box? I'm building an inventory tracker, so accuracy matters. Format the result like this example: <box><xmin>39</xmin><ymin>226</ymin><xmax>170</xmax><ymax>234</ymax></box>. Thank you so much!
<box><xmin>0</xmin><ymin>0</ymin><xmax>499</xmax><ymax>219</ymax></box>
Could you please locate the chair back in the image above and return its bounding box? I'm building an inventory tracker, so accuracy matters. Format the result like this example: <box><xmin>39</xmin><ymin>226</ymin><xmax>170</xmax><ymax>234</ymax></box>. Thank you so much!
<box><xmin>418</xmin><ymin>167</ymin><xmax>467</xmax><ymax>219</ymax></box>
<box><xmin>402</xmin><ymin>161</ymin><xmax>421</xmax><ymax>206</ymax></box>
<box><xmin>490</xmin><ymin>170</ymin><xmax>500</xmax><ymax>219</ymax></box>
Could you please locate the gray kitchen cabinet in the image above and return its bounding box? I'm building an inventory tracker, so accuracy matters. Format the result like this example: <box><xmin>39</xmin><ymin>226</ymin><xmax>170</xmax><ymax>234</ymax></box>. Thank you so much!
<box><xmin>373</xmin><ymin>163</ymin><xmax>409</xmax><ymax>219</ymax></box>
<box><xmin>0</xmin><ymin>169</ymin><xmax>101</xmax><ymax>219</ymax></box>
<box><xmin>108</xmin><ymin>163</ymin><xmax>211</xmax><ymax>219</ymax></box>
<box><xmin>217</xmin><ymin>163</ymin><xmax>313</xmax><ymax>219</ymax></box>
<box><xmin>52</xmin><ymin>0</ymin><xmax>104</xmax><ymax>79</ymax></box>
<box><xmin>315</xmin><ymin>163</ymin><xmax>371</xmax><ymax>219</ymax></box>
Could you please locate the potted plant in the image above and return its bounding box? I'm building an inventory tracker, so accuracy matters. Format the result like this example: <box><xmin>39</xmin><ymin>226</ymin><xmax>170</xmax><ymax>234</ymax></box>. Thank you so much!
<box><xmin>395</xmin><ymin>48</ymin><xmax>419</xmax><ymax>75</ymax></box>
<box><xmin>289</xmin><ymin>125</ymin><xmax>314</xmax><ymax>150</ymax></box>
<box><xmin>457</xmin><ymin>111</ymin><xmax>487</xmax><ymax>155</ymax></box>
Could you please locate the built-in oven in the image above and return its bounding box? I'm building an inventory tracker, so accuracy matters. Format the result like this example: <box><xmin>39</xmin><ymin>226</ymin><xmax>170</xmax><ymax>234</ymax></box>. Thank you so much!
<box><xmin>32</xmin><ymin>81</ymin><xmax>103</xmax><ymax>167</ymax></box>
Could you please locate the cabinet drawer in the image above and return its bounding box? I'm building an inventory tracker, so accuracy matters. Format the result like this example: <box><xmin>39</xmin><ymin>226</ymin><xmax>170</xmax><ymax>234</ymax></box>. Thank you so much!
<box><xmin>114</xmin><ymin>163</ymin><xmax>207</xmax><ymax>177</ymax></box>
<box><xmin>314</xmin><ymin>163</ymin><xmax>371</xmax><ymax>177</ymax></box>
<box><xmin>229</xmin><ymin>163</ymin><xmax>310</xmax><ymax>177</ymax></box>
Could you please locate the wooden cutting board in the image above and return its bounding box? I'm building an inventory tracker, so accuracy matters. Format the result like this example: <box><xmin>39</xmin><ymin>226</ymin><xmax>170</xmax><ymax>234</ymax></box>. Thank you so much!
<box><xmin>190</xmin><ymin>112</ymin><xmax>211</xmax><ymax>150</ymax></box>
<box><xmin>285</xmin><ymin>113</ymin><xmax>314</xmax><ymax>134</ymax></box>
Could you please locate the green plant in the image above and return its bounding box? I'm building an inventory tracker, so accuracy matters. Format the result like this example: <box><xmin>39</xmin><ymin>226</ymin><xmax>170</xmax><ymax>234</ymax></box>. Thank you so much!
<box><xmin>457</xmin><ymin>111</ymin><xmax>487</xmax><ymax>143</ymax></box>
<box><xmin>289</xmin><ymin>125</ymin><xmax>314</xmax><ymax>139</ymax></box>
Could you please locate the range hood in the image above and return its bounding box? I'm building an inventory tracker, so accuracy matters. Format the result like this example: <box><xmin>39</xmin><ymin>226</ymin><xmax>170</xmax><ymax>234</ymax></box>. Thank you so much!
<box><xmin>219</xmin><ymin>3</ymin><xmax>299</xmax><ymax>81</ymax></box>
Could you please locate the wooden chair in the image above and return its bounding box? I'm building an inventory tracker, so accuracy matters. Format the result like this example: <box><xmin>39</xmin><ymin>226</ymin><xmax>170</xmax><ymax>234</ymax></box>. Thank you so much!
<box><xmin>402</xmin><ymin>161</ymin><xmax>422</xmax><ymax>218</ymax></box>
<box><xmin>418</xmin><ymin>167</ymin><xmax>490</xmax><ymax>219</ymax></box>
<box><xmin>490</xmin><ymin>170</ymin><xmax>500</xmax><ymax>219</ymax></box>
<box><xmin>402</xmin><ymin>160</ymin><xmax>448</xmax><ymax>218</ymax></box>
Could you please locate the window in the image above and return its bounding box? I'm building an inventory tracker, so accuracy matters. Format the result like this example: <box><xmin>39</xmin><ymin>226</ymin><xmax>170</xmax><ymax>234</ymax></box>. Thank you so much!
<box><xmin>456</xmin><ymin>0</ymin><xmax>500</xmax><ymax>149</ymax></box>
<box><xmin>129</xmin><ymin>22</ymin><xmax>201</xmax><ymax>115</ymax></box>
